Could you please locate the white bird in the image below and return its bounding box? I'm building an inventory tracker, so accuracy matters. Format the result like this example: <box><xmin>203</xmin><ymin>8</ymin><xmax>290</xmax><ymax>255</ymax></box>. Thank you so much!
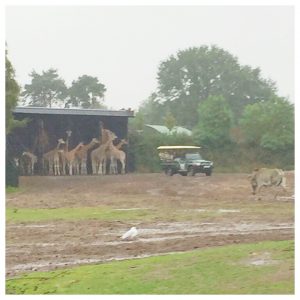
<box><xmin>121</xmin><ymin>227</ymin><xmax>138</xmax><ymax>240</ymax></box>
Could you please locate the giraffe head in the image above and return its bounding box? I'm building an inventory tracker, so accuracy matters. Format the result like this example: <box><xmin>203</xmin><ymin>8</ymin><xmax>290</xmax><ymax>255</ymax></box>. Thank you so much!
<box><xmin>120</xmin><ymin>139</ymin><xmax>128</xmax><ymax>145</ymax></box>
<box><xmin>57</xmin><ymin>138</ymin><xmax>66</xmax><ymax>146</ymax></box>
<box><xmin>66</xmin><ymin>130</ymin><xmax>72</xmax><ymax>137</ymax></box>
<box><xmin>13</xmin><ymin>157</ymin><xmax>19</xmax><ymax>166</ymax></box>
<box><xmin>77</xmin><ymin>142</ymin><xmax>85</xmax><ymax>149</ymax></box>
<box><xmin>107</xmin><ymin>131</ymin><xmax>117</xmax><ymax>141</ymax></box>
<box><xmin>90</xmin><ymin>138</ymin><xmax>100</xmax><ymax>145</ymax></box>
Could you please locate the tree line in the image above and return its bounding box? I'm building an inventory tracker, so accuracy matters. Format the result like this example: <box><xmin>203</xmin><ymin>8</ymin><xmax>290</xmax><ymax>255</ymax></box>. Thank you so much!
<box><xmin>130</xmin><ymin>45</ymin><xmax>294</xmax><ymax>172</ymax></box>
<box><xmin>21</xmin><ymin>69</ymin><xmax>107</xmax><ymax>109</ymax></box>
<box><xmin>6</xmin><ymin>44</ymin><xmax>294</xmax><ymax>173</ymax></box>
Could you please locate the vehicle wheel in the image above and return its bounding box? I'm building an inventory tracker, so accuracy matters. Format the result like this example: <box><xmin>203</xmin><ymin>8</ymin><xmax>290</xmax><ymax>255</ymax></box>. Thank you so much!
<box><xmin>165</xmin><ymin>168</ymin><xmax>174</xmax><ymax>176</ymax></box>
<box><xmin>187</xmin><ymin>167</ymin><xmax>195</xmax><ymax>176</ymax></box>
<box><xmin>205</xmin><ymin>170</ymin><xmax>212</xmax><ymax>176</ymax></box>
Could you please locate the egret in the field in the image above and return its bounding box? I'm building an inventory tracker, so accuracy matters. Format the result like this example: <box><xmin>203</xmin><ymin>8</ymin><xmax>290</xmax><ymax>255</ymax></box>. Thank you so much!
<box><xmin>121</xmin><ymin>227</ymin><xmax>138</xmax><ymax>240</ymax></box>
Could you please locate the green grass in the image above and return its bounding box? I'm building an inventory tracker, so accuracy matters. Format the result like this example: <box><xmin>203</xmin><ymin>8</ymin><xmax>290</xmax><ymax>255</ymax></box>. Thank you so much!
<box><xmin>6</xmin><ymin>206</ymin><xmax>222</xmax><ymax>223</ymax></box>
<box><xmin>6</xmin><ymin>240</ymin><xmax>294</xmax><ymax>295</ymax></box>
<box><xmin>6</xmin><ymin>186</ymin><xmax>21</xmax><ymax>194</ymax></box>
<box><xmin>6</xmin><ymin>203</ymin><xmax>293</xmax><ymax>224</ymax></box>
<box><xmin>6</xmin><ymin>206</ymin><xmax>153</xmax><ymax>223</ymax></box>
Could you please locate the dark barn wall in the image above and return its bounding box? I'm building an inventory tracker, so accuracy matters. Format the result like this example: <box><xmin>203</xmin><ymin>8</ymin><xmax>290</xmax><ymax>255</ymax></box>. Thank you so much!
<box><xmin>8</xmin><ymin>112</ymin><xmax>129</xmax><ymax>175</ymax></box>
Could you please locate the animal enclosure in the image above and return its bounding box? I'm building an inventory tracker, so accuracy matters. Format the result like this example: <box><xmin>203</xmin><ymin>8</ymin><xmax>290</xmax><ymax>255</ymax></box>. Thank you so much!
<box><xmin>8</xmin><ymin>107</ymin><xmax>134</xmax><ymax>175</ymax></box>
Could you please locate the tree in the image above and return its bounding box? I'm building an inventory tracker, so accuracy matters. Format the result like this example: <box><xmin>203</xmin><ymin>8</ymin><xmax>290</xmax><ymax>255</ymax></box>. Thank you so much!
<box><xmin>129</xmin><ymin>111</ymin><xmax>145</xmax><ymax>131</ymax></box>
<box><xmin>138</xmin><ymin>93</ymin><xmax>166</xmax><ymax>125</ymax></box>
<box><xmin>5</xmin><ymin>48</ymin><xmax>24</xmax><ymax>134</ymax></box>
<box><xmin>147</xmin><ymin>45</ymin><xmax>277</xmax><ymax>128</ymax></box>
<box><xmin>6</xmin><ymin>47</ymin><xmax>24</xmax><ymax>187</ymax></box>
<box><xmin>67</xmin><ymin>75</ymin><xmax>106</xmax><ymax>108</ymax></box>
<box><xmin>22</xmin><ymin>69</ymin><xmax>67</xmax><ymax>107</ymax></box>
<box><xmin>239</xmin><ymin>97</ymin><xmax>294</xmax><ymax>151</ymax></box>
<box><xmin>164</xmin><ymin>111</ymin><xmax>176</xmax><ymax>131</ymax></box>
<box><xmin>193</xmin><ymin>95</ymin><xmax>233</xmax><ymax>147</ymax></box>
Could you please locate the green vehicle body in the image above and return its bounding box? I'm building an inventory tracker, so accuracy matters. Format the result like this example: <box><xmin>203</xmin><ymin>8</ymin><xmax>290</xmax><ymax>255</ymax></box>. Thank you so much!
<box><xmin>157</xmin><ymin>146</ymin><xmax>214</xmax><ymax>176</ymax></box>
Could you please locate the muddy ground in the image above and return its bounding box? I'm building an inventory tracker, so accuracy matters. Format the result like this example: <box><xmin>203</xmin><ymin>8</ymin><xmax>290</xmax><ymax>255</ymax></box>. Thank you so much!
<box><xmin>6</xmin><ymin>172</ymin><xmax>294</xmax><ymax>278</ymax></box>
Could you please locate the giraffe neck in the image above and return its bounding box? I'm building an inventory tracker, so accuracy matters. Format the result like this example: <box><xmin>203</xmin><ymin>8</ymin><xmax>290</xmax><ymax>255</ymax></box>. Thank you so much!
<box><xmin>67</xmin><ymin>143</ymin><xmax>82</xmax><ymax>154</ymax></box>
<box><xmin>115</xmin><ymin>141</ymin><xmax>126</xmax><ymax>150</ymax></box>
<box><xmin>101</xmin><ymin>130</ymin><xmax>110</xmax><ymax>144</ymax></box>
<box><xmin>86</xmin><ymin>140</ymin><xmax>98</xmax><ymax>151</ymax></box>
<box><xmin>23</xmin><ymin>152</ymin><xmax>35</xmax><ymax>158</ymax></box>
<box><xmin>65</xmin><ymin>136</ymin><xmax>70</xmax><ymax>152</ymax></box>
<box><xmin>73</xmin><ymin>143</ymin><xmax>83</xmax><ymax>152</ymax></box>
<box><xmin>56</xmin><ymin>142</ymin><xmax>62</xmax><ymax>149</ymax></box>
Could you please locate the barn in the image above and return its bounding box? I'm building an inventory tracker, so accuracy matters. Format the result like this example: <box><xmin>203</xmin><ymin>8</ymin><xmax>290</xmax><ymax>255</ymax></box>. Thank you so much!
<box><xmin>7</xmin><ymin>107</ymin><xmax>134</xmax><ymax>176</ymax></box>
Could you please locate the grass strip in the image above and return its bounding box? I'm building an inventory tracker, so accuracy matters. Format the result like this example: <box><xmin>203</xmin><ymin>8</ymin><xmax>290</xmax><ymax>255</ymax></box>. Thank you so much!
<box><xmin>6</xmin><ymin>240</ymin><xmax>294</xmax><ymax>295</ymax></box>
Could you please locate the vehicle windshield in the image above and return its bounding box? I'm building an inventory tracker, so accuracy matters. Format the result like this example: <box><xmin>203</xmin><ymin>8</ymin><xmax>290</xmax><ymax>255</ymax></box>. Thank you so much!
<box><xmin>185</xmin><ymin>153</ymin><xmax>202</xmax><ymax>160</ymax></box>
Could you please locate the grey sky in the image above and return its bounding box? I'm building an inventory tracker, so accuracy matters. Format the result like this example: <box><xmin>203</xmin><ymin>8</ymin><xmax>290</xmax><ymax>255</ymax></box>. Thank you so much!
<box><xmin>5</xmin><ymin>5</ymin><xmax>294</xmax><ymax>110</ymax></box>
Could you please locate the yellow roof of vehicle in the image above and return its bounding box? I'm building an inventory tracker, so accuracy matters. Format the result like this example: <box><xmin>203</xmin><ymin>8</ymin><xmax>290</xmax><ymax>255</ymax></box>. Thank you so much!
<box><xmin>157</xmin><ymin>146</ymin><xmax>201</xmax><ymax>150</ymax></box>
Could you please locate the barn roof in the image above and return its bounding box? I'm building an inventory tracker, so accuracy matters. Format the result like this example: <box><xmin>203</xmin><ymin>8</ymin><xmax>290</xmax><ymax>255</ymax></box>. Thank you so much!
<box><xmin>13</xmin><ymin>106</ymin><xmax>134</xmax><ymax>117</ymax></box>
<box><xmin>145</xmin><ymin>124</ymin><xmax>192</xmax><ymax>136</ymax></box>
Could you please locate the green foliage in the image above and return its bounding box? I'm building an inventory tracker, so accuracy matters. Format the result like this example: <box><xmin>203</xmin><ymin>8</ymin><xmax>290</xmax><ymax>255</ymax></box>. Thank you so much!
<box><xmin>67</xmin><ymin>75</ymin><xmax>106</xmax><ymax>108</ymax></box>
<box><xmin>136</xmin><ymin>45</ymin><xmax>294</xmax><ymax>171</ymax></box>
<box><xmin>21</xmin><ymin>70</ymin><xmax>107</xmax><ymax>109</ymax></box>
<box><xmin>129</xmin><ymin>111</ymin><xmax>145</xmax><ymax>131</ymax></box>
<box><xmin>6</xmin><ymin>47</ymin><xmax>27</xmax><ymax>187</ymax></box>
<box><xmin>128</xmin><ymin>129</ymin><xmax>194</xmax><ymax>172</ymax></box>
<box><xmin>138</xmin><ymin>93</ymin><xmax>166</xmax><ymax>124</ymax></box>
<box><xmin>164</xmin><ymin>111</ymin><xmax>176</xmax><ymax>130</ymax></box>
<box><xmin>5</xmin><ymin>48</ymin><xmax>24</xmax><ymax>134</ymax></box>
<box><xmin>6</xmin><ymin>186</ymin><xmax>20</xmax><ymax>194</ymax></box>
<box><xmin>6</xmin><ymin>240</ymin><xmax>294</xmax><ymax>294</ymax></box>
<box><xmin>144</xmin><ymin>45</ymin><xmax>276</xmax><ymax>128</ymax></box>
<box><xmin>22</xmin><ymin>69</ymin><xmax>67</xmax><ymax>108</ymax></box>
<box><xmin>240</xmin><ymin>97</ymin><xmax>294</xmax><ymax>151</ymax></box>
<box><xmin>193</xmin><ymin>95</ymin><xmax>234</xmax><ymax>147</ymax></box>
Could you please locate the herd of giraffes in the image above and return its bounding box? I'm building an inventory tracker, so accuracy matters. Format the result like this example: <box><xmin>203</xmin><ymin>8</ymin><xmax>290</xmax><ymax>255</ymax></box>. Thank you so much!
<box><xmin>18</xmin><ymin>125</ymin><xmax>128</xmax><ymax>176</ymax></box>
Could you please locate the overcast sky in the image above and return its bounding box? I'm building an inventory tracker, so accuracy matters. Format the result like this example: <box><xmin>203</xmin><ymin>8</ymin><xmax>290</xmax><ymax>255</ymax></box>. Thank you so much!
<box><xmin>5</xmin><ymin>5</ymin><xmax>294</xmax><ymax>110</ymax></box>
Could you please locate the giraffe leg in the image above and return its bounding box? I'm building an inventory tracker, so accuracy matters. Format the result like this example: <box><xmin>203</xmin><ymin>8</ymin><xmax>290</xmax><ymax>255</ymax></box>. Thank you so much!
<box><xmin>62</xmin><ymin>158</ymin><xmax>66</xmax><ymax>175</ymax></box>
<box><xmin>54</xmin><ymin>160</ymin><xmax>57</xmax><ymax>175</ymax></box>
<box><xmin>103</xmin><ymin>159</ymin><xmax>107</xmax><ymax>175</ymax></box>
<box><xmin>121</xmin><ymin>160</ymin><xmax>125</xmax><ymax>174</ymax></box>
<box><xmin>92</xmin><ymin>157</ymin><xmax>97</xmax><ymax>175</ymax></box>
<box><xmin>76</xmin><ymin>161</ymin><xmax>80</xmax><ymax>175</ymax></box>
<box><xmin>56</xmin><ymin>158</ymin><xmax>61</xmax><ymax>175</ymax></box>
<box><xmin>49</xmin><ymin>161</ymin><xmax>54</xmax><ymax>175</ymax></box>
<box><xmin>109</xmin><ymin>158</ymin><xmax>114</xmax><ymax>174</ymax></box>
<box><xmin>98</xmin><ymin>161</ymin><xmax>103</xmax><ymax>175</ymax></box>
<box><xmin>53</xmin><ymin>162</ymin><xmax>57</xmax><ymax>176</ymax></box>
<box><xmin>81</xmin><ymin>159</ymin><xmax>87</xmax><ymax>175</ymax></box>
<box><xmin>113</xmin><ymin>159</ymin><xmax>118</xmax><ymax>174</ymax></box>
<box><xmin>69</xmin><ymin>162</ymin><xmax>73</xmax><ymax>175</ymax></box>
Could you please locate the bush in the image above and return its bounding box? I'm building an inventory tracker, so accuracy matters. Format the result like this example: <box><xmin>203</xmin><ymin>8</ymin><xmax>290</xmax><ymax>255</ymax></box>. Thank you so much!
<box><xmin>128</xmin><ymin>130</ymin><xmax>294</xmax><ymax>174</ymax></box>
<box><xmin>128</xmin><ymin>131</ymin><xmax>194</xmax><ymax>172</ymax></box>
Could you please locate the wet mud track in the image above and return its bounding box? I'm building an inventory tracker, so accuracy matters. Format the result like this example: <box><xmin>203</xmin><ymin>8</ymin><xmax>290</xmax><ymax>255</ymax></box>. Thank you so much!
<box><xmin>6</xmin><ymin>172</ymin><xmax>294</xmax><ymax>278</ymax></box>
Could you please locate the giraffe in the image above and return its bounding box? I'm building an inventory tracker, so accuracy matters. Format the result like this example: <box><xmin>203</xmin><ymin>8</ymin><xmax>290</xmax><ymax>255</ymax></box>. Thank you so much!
<box><xmin>32</xmin><ymin>119</ymin><xmax>49</xmax><ymax>174</ymax></box>
<box><xmin>108</xmin><ymin>143</ymin><xmax>127</xmax><ymax>175</ymax></box>
<box><xmin>21</xmin><ymin>151</ymin><xmax>38</xmax><ymax>175</ymax></box>
<box><xmin>91</xmin><ymin>130</ymin><xmax>117</xmax><ymax>175</ymax></box>
<box><xmin>107</xmin><ymin>139</ymin><xmax>128</xmax><ymax>174</ymax></box>
<box><xmin>99</xmin><ymin>121</ymin><xmax>110</xmax><ymax>144</ymax></box>
<box><xmin>60</xmin><ymin>130</ymin><xmax>72</xmax><ymax>175</ymax></box>
<box><xmin>61</xmin><ymin>142</ymin><xmax>84</xmax><ymax>175</ymax></box>
<box><xmin>74</xmin><ymin>138</ymin><xmax>100</xmax><ymax>175</ymax></box>
<box><xmin>43</xmin><ymin>138</ymin><xmax>66</xmax><ymax>175</ymax></box>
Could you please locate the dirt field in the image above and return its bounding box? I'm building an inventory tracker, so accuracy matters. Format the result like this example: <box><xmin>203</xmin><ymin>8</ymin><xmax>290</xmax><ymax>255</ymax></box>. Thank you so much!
<box><xmin>6</xmin><ymin>172</ymin><xmax>294</xmax><ymax>278</ymax></box>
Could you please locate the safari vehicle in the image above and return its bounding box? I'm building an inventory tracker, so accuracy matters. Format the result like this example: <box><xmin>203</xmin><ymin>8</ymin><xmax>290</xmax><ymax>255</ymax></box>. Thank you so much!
<box><xmin>157</xmin><ymin>146</ymin><xmax>214</xmax><ymax>176</ymax></box>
